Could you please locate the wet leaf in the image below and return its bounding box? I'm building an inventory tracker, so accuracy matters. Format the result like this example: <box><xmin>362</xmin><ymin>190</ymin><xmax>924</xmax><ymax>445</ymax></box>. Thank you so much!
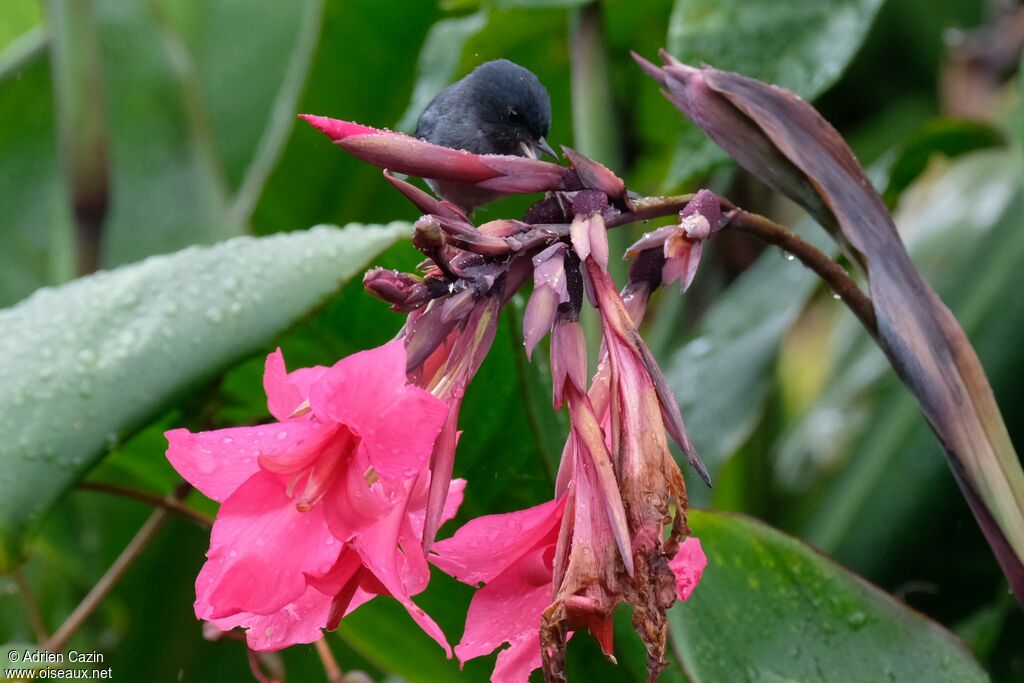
<box><xmin>0</xmin><ymin>222</ymin><xmax>407</xmax><ymax>569</ymax></box>
<box><xmin>672</xmin><ymin>510</ymin><xmax>988</xmax><ymax>683</ymax></box>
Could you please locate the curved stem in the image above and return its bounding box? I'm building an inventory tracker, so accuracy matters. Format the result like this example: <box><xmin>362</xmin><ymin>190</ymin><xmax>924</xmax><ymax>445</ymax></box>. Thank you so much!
<box><xmin>314</xmin><ymin>637</ymin><xmax>344</xmax><ymax>683</ymax></box>
<box><xmin>724</xmin><ymin>209</ymin><xmax>878</xmax><ymax>337</ymax></box>
<box><xmin>44</xmin><ymin>484</ymin><xmax>190</xmax><ymax>651</ymax></box>
<box><xmin>77</xmin><ymin>481</ymin><xmax>213</xmax><ymax>527</ymax></box>
<box><xmin>604</xmin><ymin>194</ymin><xmax>878</xmax><ymax>336</ymax></box>
<box><xmin>13</xmin><ymin>568</ymin><xmax>49</xmax><ymax>643</ymax></box>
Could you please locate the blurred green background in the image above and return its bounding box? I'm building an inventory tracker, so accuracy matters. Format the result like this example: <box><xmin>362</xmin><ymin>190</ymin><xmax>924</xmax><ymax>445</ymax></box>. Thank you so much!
<box><xmin>0</xmin><ymin>0</ymin><xmax>1022</xmax><ymax>681</ymax></box>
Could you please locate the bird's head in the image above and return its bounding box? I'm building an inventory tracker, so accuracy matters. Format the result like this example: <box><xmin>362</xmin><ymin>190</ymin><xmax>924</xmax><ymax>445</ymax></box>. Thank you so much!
<box><xmin>468</xmin><ymin>59</ymin><xmax>556</xmax><ymax>160</ymax></box>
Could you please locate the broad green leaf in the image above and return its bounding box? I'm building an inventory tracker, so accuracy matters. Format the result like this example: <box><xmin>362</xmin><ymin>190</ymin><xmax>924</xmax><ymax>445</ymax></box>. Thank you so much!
<box><xmin>0</xmin><ymin>222</ymin><xmax>407</xmax><ymax>569</ymax></box>
<box><xmin>672</xmin><ymin>509</ymin><xmax>988</xmax><ymax>682</ymax></box>
<box><xmin>665</xmin><ymin>0</ymin><xmax>884</xmax><ymax>186</ymax></box>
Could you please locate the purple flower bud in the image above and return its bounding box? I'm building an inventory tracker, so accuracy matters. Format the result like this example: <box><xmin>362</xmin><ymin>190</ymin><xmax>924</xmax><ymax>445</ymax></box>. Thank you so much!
<box><xmin>550</xmin><ymin>318</ymin><xmax>587</xmax><ymax>410</ymax></box>
<box><xmin>412</xmin><ymin>215</ymin><xmax>445</xmax><ymax>253</ymax></box>
<box><xmin>523</xmin><ymin>243</ymin><xmax>570</xmax><ymax>359</ymax></box>
<box><xmin>363</xmin><ymin>268</ymin><xmax>432</xmax><ymax>310</ymax></box>
<box><xmin>562</xmin><ymin>147</ymin><xmax>626</xmax><ymax>204</ymax></box>
<box><xmin>570</xmin><ymin>213</ymin><xmax>609</xmax><ymax>271</ymax></box>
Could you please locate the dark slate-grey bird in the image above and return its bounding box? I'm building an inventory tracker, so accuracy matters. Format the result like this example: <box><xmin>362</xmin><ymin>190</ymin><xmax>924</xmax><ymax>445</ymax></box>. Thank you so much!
<box><xmin>415</xmin><ymin>59</ymin><xmax>557</xmax><ymax>212</ymax></box>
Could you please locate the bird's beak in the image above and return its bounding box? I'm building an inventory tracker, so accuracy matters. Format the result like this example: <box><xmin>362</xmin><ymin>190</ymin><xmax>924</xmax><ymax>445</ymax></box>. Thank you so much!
<box><xmin>518</xmin><ymin>137</ymin><xmax>560</xmax><ymax>161</ymax></box>
<box><xmin>537</xmin><ymin>137</ymin><xmax>559</xmax><ymax>161</ymax></box>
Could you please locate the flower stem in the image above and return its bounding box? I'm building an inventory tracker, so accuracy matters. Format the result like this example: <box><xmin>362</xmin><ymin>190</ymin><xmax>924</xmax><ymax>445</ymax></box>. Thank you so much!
<box><xmin>605</xmin><ymin>194</ymin><xmax>878</xmax><ymax>337</ymax></box>
<box><xmin>13</xmin><ymin>568</ymin><xmax>49</xmax><ymax>643</ymax></box>
<box><xmin>77</xmin><ymin>481</ymin><xmax>213</xmax><ymax>527</ymax></box>
<box><xmin>44</xmin><ymin>485</ymin><xmax>189</xmax><ymax>652</ymax></box>
<box><xmin>725</xmin><ymin>209</ymin><xmax>878</xmax><ymax>337</ymax></box>
<box><xmin>314</xmin><ymin>637</ymin><xmax>344</xmax><ymax>682</ymax></box>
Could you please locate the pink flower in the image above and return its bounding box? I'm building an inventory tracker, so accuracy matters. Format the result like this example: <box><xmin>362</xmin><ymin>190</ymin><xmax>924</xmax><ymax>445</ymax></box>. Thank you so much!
<box><xmin>625</xmin><ymin>189</ymin><xmax>722</xmax><ymax>292</ymax></box>
<box><xmin>431</xmin><ymin>497</ymin><xmax>566</xmax><ymax>683</ymax></box>
<box><xmin>165</xmin><ymin>341</ymin><xmax>455</xmax><ymax>651</ymax></box>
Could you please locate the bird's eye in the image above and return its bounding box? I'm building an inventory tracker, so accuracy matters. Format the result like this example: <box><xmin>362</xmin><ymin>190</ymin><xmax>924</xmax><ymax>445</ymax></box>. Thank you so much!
<box><xmin>507</xmin><ymin>108</ymin><xmax>522</xmax><ymax>124</ymax></box>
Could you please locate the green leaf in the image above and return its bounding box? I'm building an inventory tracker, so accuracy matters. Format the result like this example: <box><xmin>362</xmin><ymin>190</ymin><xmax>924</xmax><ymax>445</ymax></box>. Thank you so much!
<box><xmin>0</xmin><ymin>41</ymin><xmax>74</xmax><ymax>308</ymax></box>
<box><xmin>665</xmin><ymin>0</ymin><xmax>884</xmax><ymax>186</ymax></box>
<box><xmin>672</xmin><ymin>509</ymin><xmax>989</xmax><ymax>682</ymax></box>
<box><xmin>0</xmin><ymin>2</ymin><xmax>41</xmax><ymax>53</ymax></box>
<box><xmin>880</xmin><ymin>118</ymin><xmax>1004</xmax><ymax>206</ymax></box>
<box><xmin>253</xmin><ymin>0</ymin><xmax>441</xmax><ymax>232</ymax></box>
<box><xmin>0</xmin><ymin>222</ymin><xmax>407</xmax><ymax>569</ymax></box>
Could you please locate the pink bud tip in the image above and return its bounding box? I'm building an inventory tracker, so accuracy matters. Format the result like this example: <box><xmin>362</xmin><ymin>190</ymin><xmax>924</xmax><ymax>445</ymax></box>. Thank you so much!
<box><xmin>298</xmin><ymin>114</ymin><xmax>378</xmax><ymax>140</ymax></box>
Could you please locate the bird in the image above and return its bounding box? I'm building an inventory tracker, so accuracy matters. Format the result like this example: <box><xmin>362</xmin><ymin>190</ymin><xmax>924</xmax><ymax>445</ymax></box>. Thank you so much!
<box><xmin>415</xmin><ymin>59</ymin><xmax>557</xmax><ymax>213</ymax></box>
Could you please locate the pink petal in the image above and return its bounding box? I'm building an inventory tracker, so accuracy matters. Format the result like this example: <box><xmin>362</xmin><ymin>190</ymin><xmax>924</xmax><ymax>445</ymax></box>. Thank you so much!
<box><xmin>195</xmin><ymin>473</ymin><xmax>341</xmax><ymax>619</ymax></box>
<box><xmin>669</xmin><ymin>537</ymin><xmax>707</xmax><ymax>601</ymax></box>
<box><xmin>263</xmin><ymin>348</ymin><xmax>328</xmax><ymax>421</ymax></box>
<box><xmin>431</xmin><ymin>497</ymin><xmax>564</xmax><ymax>585</ymax></box>
<box><xmin>307</xmin><ymin>546</ymin><xmax>364</xmax><ymax>595</ymax></box>
<box><xmin>441</xmin><ymin>478</ymin><xmax>467</xmax><ymax>525</ymax></box>
<box><xmin>570</xmin><ymin>214</ymin><xmax>591</xmax><ymax>262</ymax></box>
<box><xmin>454</xmin><ymin>550</ymin><xmax>552</xmax><ymax>663</ymax></box>
<box><xmin>255</xmin><ymin>419</ymin><xmax>340</xmax><ymax>476</ymax></box>
<box><xmin>491</xmin><ymin>631</ymin><xmax>543</xmax><ymax>683</ymax></box>
<box><xmin>210</xmin><ymin>584</ymin><xmax>333</xmax><ymax>652</ymax></box>
<box><xmin>165</xmin><ymin>427</ymin><xmax>265</xmax><ymax>503</ymax></box>
<box><xmin>323</xmin><ymin>450</ymin><xmax>393</xmax><ymax>540</ymax></box>
<box><xmin>624</xmin><ymin>226</ymin><xmax>675</xmax><ymax>258</ymax></box>
<box><xmin>523</xmin><ymin>286</ymin><xmax>558</xmax><ymax>360</ymax></box>
<box><xmin>309</xmin><ymin>340</ymin><xmax>449</xmax><ymax>480</ymax></box>
<box><xmin>351</xmin><ymin>485</ymin><xmax>452</xmax><ymax>655</ymax></box>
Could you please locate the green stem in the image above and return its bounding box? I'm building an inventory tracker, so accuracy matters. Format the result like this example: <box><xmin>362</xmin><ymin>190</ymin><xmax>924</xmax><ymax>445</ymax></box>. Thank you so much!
<box><xmin>77</xmin><ymin>481</ymin><xmax>213</xmax><ymax>526</ymax></box>
<box><xmin>13</xmin><ymin>569</ymin><xmax>49</xmax><ymax>643</ymax></box>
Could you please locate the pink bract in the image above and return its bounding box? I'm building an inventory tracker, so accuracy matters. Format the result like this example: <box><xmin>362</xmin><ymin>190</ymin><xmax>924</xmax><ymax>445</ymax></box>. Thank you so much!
<box><xmin>431</xmin><ymin>497</ymin><xmax>566</xmax><ymax>682</ymax></box>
